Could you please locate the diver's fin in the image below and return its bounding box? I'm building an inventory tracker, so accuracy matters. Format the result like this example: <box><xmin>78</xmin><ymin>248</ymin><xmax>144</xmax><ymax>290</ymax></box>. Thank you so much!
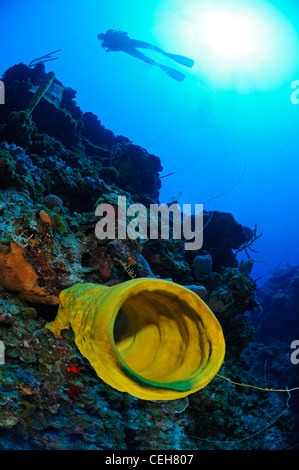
<box><xmin>164</xmin><ymin>53</ymin><xmax>195</xmax><ymax>68</ymax></box>
<box><xmin>160</xmin><ymin>65</ymin><xmax>185</xmax><ymax>82</ymax></box>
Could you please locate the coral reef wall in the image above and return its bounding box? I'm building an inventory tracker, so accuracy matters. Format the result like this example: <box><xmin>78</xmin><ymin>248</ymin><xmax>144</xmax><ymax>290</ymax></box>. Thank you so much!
<box><xmin>243</xmin><ymin>266</ymin><xmax>299</xmax><ymax>448</ymax></box>
<box><xmin>0</xmin><ymin>63</ymin><xmax>294</xmax><ymax>450</ymax></box>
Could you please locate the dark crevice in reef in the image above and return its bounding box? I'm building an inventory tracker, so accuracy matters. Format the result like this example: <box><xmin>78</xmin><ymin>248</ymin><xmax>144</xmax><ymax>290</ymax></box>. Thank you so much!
<box><xmin>0</xmin><ymin>62</ymin><xmax>294</xmax><ymax>450</ymax></box>
<box><xmin>26</xmin><ymin>301</ymin><xmax>59</xmax><ymax>323</ymax></box>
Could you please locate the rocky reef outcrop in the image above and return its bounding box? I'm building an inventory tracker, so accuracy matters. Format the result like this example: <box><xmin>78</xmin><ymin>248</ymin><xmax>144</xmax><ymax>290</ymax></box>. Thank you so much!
<box><xmin>242</xmin><ymin>266</ymin><xmax>299</xmax><ymax>448</ymax></box>
<box><xmin>0</xmin><ymin>63</ymin><xmax>294</xmax><ymax>450</ymax></box>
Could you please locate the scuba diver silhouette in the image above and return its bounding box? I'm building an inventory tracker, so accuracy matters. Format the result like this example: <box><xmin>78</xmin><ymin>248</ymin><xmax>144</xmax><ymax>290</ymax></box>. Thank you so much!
<box><xmin>97</xmin><ymin>30</ymin><xmax>194</xmax><ymax>82</ymax></box>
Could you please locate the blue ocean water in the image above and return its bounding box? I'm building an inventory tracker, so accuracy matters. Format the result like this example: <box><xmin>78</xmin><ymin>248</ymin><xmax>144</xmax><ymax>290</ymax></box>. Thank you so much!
<box><xmin>1</xmin><ymin>0</ymin><xmax>299</xmax><ymax>285</ymax></box>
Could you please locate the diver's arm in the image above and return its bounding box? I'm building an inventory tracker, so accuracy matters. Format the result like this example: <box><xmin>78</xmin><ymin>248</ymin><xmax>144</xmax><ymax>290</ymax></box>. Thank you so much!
<box><xmin>100</xmin><ymin>40</ymin><xmax>113</xmax><ymax>51</ymax></box>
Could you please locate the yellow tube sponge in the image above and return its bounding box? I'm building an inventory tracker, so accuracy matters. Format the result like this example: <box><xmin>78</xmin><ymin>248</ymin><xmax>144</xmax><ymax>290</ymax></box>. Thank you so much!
<box><xmin>46</xmin><ymin>278</ymin><xmax>225</xmax><ymax>400</ymax></box>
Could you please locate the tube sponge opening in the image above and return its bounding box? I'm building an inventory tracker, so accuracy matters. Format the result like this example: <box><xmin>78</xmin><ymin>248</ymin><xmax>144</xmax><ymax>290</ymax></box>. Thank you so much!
<box><xmin>46</xmin><ymin>279</ymin><xmax>225</xmax><ymax>400</ymax></box>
